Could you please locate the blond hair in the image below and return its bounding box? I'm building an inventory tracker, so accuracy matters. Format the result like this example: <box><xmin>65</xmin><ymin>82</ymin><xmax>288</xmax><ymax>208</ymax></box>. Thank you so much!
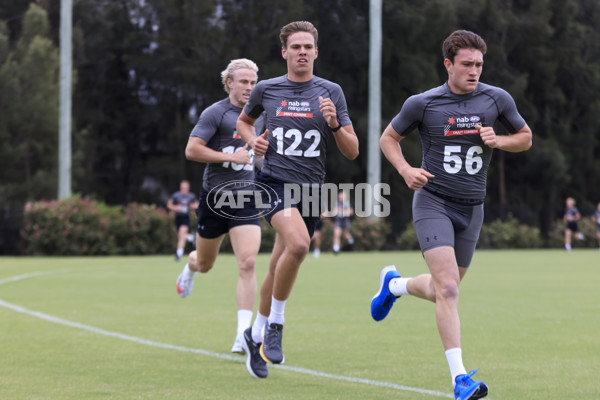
<box><xmin>220</xmin><ymin>58</ymin><xmax>259</xmax><ymax>94</ymax></box>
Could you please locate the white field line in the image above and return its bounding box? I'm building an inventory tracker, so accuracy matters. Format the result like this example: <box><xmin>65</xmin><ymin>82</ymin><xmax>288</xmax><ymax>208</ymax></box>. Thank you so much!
<box><xmin>0</xmin><ymin>267</ymin><xmax>453</xmax><ymax>399</ymax></box>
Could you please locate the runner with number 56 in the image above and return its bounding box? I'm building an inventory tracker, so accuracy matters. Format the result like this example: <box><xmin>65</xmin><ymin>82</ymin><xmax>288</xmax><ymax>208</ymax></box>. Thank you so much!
<box><xmin>373</xmin><ymin>30</ymin><xmax>532</xmax><ymax>400</ymax></box>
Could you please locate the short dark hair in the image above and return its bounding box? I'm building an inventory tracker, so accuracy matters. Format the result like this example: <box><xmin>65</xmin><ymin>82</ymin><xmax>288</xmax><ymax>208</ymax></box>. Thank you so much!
<box><xmin>279</xmin><ymin>21</ymin><xmax>318</xmax><ymax>48</ymax></box>
<box><xmin>442</xmin><ymin>30</ymin><xmax>487</xmax><ymax>63</ymax></box>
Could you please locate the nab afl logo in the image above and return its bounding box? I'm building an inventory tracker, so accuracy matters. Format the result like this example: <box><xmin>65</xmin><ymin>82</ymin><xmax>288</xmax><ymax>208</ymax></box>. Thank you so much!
<box><xmin>470</xmin><ymin>116</ymin><xmax>481</xmax><ymax>123</ymax></box>
<box><xmin>207</xmin><ymin>180</ymin><xmax>279</xmax><ymax>219</ymax></box>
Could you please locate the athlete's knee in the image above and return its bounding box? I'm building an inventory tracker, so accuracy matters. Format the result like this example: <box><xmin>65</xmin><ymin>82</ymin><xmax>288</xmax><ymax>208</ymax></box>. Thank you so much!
<box><xmin>187</xmin><ymin>253</ymin><xmax>212</xmax><ymax>273</ymax></box>
<box><xmin>436</xmin><ymin>280</ymin><xmax>459</xmax><ymax>303</ymax></box>
<box><xmin>238</xmin><ymin>255</ymin><xmax>257</xmax><ymax>277</ymax></box>
<box><xmin>286</xmin><ymin>239</ymin><xmax>310</xmax><ymax>261</ymax></box>
<box><xmin>196</xmin><ymin>256</ymin><xmax>216</xmax><ymax>273</ymax></box>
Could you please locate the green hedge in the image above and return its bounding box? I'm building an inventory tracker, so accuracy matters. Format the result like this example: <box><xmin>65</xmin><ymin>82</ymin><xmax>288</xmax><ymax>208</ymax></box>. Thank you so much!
<box><xmin>22</xmin><ymin>197</ymin><xmax>175</xmax><ymax>255</ymax></box>
<box><xmin>350</xmin><ymin>217</ymin><xmax>391</xmax><ymax>251</ymax></box>
<box><xmin>478</xmin><ymin>216</ymin><xmax>542</xmax><ymax>249</ymax></box>
<box><xmin>24</xmin><ymin>197</ymin><xmax>597</xmax><ymax>255</ymax></box>
<box><xmin>396</xmin><ymin>221</ymin><xmax>420</xmax><ymax>250</ymax></box>
<box><xmin>223</xmin><ymin>217</ymin><xmax>391</xmax><ymax>254</ymax></box>
<box><xmin>21</xmin><ymin>197</ymin><xmax>393</xmax><ymax>256</ymax></box>
<box><xmin>306</xmin><ymin>217</ymin><xmax>391</xmax><ymax>254</ymax></box>
<box><xmin>547</xmin><ymin>216</ymin><xmax>598</xmax><ymax>249</ymax></box>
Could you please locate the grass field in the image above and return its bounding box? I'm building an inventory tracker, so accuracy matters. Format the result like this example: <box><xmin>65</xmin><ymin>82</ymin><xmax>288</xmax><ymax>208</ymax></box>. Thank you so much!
<box><xmin>1</xmin><ymin>250</ymin><xmax>599</xmax><ymax>399</ymax></box>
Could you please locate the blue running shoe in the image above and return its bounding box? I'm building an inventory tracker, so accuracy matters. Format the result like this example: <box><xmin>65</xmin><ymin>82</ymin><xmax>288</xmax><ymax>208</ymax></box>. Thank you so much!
<box><xmin>454</xmin><ymin>369</ymin><xmax>488</xmax><ymax>400</ymax></box>
<box><xmin>370</xmin><ymin>265</ymin><xmax>401</xmax><ymax>321</ymax></box>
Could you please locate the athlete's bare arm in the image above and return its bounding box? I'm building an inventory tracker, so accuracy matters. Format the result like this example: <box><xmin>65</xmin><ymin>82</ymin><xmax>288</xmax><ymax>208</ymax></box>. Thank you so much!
<box><xmin>318</xmin><ymin>96</ymin><xmax>359</xmax><ymax>160</ymax></box>
<box><xmin>185</xmin><ymin>137</ymin><xmax>251</xmax><ymax>165</ymax></box>
<box><xmin>237</xmin><ymin>111</ymin><xmax>269</xmax><ymax>156</ymax></box>
<box><xmin>478</xmin><ymin>123</ymin><xmax>532</xmax><ymax>152</ymax></box>
<box><xmin>380</xmin><ymin>123</ymin><xmax>434</xmax><ymax>191</ymax></box>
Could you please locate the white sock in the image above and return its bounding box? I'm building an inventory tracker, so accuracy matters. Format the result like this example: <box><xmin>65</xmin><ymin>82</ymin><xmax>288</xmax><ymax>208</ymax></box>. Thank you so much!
<box><xmin>268</xmin><ymin>297</ymin><xmax>286</xmax><ymax>325</ymax></box>
<box><xmin>251</xmin><ymin>312</ymin><xmax>268</xmax><ymax>343</ymax></box>
<box><xmin>176</xmin><ymin>248</ymin><xmax>184</xmax><ymax>257</ymax></box>
<box><xmin>333</xmin><ymin>244</ymin><xmax>340</xmax><ymax>252</ymax></box>
<box><xmin>183</xmin><ymin>263</ymin><xmax>195</xmax><ymax>279</ymax></box>
<box><xmin>445</xmin><ymin>348</ymin><xmax>467</xmax><ymax>387</ymax></box>
<box><xmin>237</xmin><ymin>309</ymin><xmax>253</xmax><ymax>336</ymax></box>
<box><xmin>348</xmin><ymin>237</ymin><xmax>354</xmax><ymax>245</ymax></box>
<box><xmin>389</xmin><ymin>277</ymin><xmax>411</xmax><ymax>297</ymax></box>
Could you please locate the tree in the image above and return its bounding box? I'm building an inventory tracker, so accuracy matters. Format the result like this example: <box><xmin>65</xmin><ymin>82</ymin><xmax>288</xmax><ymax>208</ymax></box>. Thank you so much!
<box><xmin>3</xmin><ymin>0</ymin><xmax>600</xmax><ymax>246</ymax></box>
<box><xmin>0</xmin><ymin>2</ymin><xmax>59</xmax><ymax>205</ymax></box>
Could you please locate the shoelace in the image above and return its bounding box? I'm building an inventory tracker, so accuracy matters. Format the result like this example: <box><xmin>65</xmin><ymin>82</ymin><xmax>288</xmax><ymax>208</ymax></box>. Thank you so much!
<box><xmin>266</xmin><ymin>326</ymin><xmax>282</xmax><ymax>349</ymax></box>
<box><xmin>178</xmin><ymin>279</ymin><xmax>188</xmax><ymax>292</ymax></box>
<box><xmin>457</xmin><ymin>369</ymin><xmax>480</xmax><ymax>387</ymax></box>
<box><xmin>181</xmin><ymin>275</ymin><xmax>193</xmax><ymax>287</ymax></box>
<box><xmin>382</xmin><ymin>291</ymin><xmax>397</xmax><ymax>308</ymax></box>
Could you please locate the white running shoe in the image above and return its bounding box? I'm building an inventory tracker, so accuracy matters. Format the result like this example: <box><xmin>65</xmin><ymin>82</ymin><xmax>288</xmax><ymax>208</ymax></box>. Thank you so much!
<box><xmin>176</xmin><ymin>264</ymin><xmax>197</xmax><ymax>298</ymax></box>
<box><xmin>231</xmin><ymin>332</ymin><xmax>246</xmax><ymax>355</ymax></box>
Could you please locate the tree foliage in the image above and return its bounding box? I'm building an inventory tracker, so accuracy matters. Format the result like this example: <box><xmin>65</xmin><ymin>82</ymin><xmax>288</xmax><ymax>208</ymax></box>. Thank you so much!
<box><xmin>0</xmin><ymin>2</ymin><xmax>59</xmax><ymax>204</ymax></box>
<box><xmin>2</xmin><ymin>0</ymin><xmax>600</xmax><ymax>243</ymax></box>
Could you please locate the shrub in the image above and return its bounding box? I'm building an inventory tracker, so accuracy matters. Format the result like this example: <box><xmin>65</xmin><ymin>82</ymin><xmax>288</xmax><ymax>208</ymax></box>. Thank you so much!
<box><xmin>348</xmin><ymin>217</ymin><xmax>391</xmax><ymax>251</ymax></box>
<box><xmin>22</xmin><ymin>197</ymin><xmax>117</xmax><ymax>255</ymax></box>
<box><xmin>258</xmin><ymin>217</ymin><xmax>277</xmax><ymax>253</ymax></box>
<box><xmin>396</xmin><ymin>221</ymin><xmax>420</xmax><ymax>250</ymax></box>
<box><xmin>311</xmin><ymin>217</ymin><xmax>335</xmax><ymax>252</ymax></box>
<box><xmin>547</xmin><ymin>216</ymin><xmax>597</xmax><ymax>249</ymax></box>
<box><xmin>227</xmin><ymin>216</ymin><xmax>390</xmax><ymax>255</ymax></box>
<box><xmin>478</xmin><ymin>216</ymin><xmax>542</xmax><ymax>249</ymax></box>
<box><xmin>21</xmin><ymin>197</ymin><xmax>175</xmax><ymax>255</ymax></box>
<box><xmin>113</xmin><ymin>203</ymin><xmax>175</xmax><ymax>255</ymax></box>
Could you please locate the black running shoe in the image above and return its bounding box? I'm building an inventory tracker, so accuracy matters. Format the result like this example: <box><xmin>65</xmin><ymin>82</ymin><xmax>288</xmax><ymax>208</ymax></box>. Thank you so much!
<box><xmin>242</xmin><ymin>327</ymin><xmax>268</xmax><ymax>378</ymax></box>
<box><xmin>260</xmin><ymin>323</ymin><xmax>285</xmax><ymax>364</ymax></box>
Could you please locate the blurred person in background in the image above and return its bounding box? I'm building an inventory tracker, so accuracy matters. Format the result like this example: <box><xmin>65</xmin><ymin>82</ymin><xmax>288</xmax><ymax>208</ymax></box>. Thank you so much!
<box><xmin>563</xmin><ymin>197</ymin><xmax>583</xmax><ymax>251</ymax></box>
<box><xmin>167</xmin><ymin>180</ymin><xmax>198</xmax><ymax>261</ymax></box>
<box><xmin>311</xmin><ymin>217</ymin><xmax>323</xmax><ymax>258</ymax></box>
<box><xmin>592</xmin><ymin>201</ymin><xmax>600</xmax><ymax>251</ymax></box>
<box><xmin>332</xmin><ymin>190</ymin><xmax>354</xmax><ymax>255</ymax></box>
